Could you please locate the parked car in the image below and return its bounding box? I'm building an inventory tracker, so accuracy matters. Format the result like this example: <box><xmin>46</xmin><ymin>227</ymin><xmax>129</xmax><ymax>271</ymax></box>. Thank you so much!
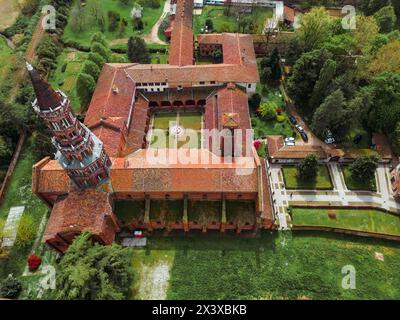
<box><xmin>324</xmin><ymin>137</ymin><xmax>335</xmax><ymax>144</ymax></box>
<box><xmin>284</xmin><ymin>137</ymin><xmax>295</xmax><ymax>146</ymax></box>
<box><xmin>289</xmin><ymin>115</ymin><xmax>297</xmax><ymax>125</ymax></box>
<box><xmin>295</xmin><ymin>125</ymin><xmax>305</xmax><ymax>133</ymax></box>
<box><xmin>300</xmin><ymin>131</ymin><xmax>309</xmax><ymax>142</ymax></box>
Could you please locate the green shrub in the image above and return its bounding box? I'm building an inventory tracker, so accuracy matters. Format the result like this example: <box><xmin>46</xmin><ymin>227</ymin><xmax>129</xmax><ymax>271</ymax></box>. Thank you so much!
<box><xmin>15</xmin><ymin>214</ymin><xmax>37</xmax><ymax>247</ymax></box>
<box><xmin>258</xmin><ymin>101</ymin><xmax>277</xmax><ymax>120</ymax></box>
<box><xmin>91</xmin><ymin>42</ymin><xmax>109</xmax><ymax>61</ymax></box>
<box><xmin>0</xmin><ymin>275</ymin><xmax>22</xmax><ymax>299</ymax></box>
<box><xmin>76</xmin><ymin>73</ymin><xmax>96</xmax><ymax>106</ymax></box>
<box><xmin>82</xmin><ymin>60</ymin><xmax>101</xmax><ymax>80</ymax></box>
<box><xmin>87</xmin><ymin>52</ymin><xmax>106</xmax><ymax>69</ymax></box>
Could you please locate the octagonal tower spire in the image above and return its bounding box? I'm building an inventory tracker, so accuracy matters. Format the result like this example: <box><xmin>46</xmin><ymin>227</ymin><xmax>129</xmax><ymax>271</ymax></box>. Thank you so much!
<box><xmin>26</xmin><ymin>62</ymin><xmax>111</xmax><ymax>189</ymax></box>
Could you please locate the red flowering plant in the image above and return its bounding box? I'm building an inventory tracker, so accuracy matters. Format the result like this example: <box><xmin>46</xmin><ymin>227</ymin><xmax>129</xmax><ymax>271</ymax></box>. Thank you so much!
<box><xmin>27</xmin><ymin>254</ymin><xmax>42</xmax><ymax>271</ymax></box>
<box><xmin>253</xmin><ymin>140</ymin><xmax>262</xmax><ymax>150</ymax></box>
<box><xmin>276</xmin><ymin>107</ymin><xmax>283</xmax><ymax>115</ymax></box>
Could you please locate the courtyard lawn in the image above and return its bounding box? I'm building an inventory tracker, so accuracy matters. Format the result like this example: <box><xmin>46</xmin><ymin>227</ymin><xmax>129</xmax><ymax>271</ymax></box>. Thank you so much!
<box><xmin>0</xmin><ymin>139</ymin><xmax>49</xmax><ymax>279</ymax></box>
<box><xmin>282</xmin><ymin>165</ymin><xmax>334</xmax><ymax>190</ymax></box>
<box><xmin>63</xmin><ymin>0</ymin><xmax>166</xmax><ymax>48</ymax></box>
<box><xmin>128</xmin><ymin>232</ymin><xmax>400</xmax><ymax>299</ymax></box>
<box><xmin>188</xmin><ymin>201</ymin><xmax>221</xmax><ymax>226</ymax></box>
<box><xmin>150</xmin><ymin>200</ymin><xmax>183</xmax><ymax>223</ymax></box>
<box><xmin>291</xmin><ymin>207</ymin><xmax>400</xmax><ymax>236</ymax></box>
<box><xmin>150</xmin><ymin>111</ymin><xmax>202</xmax><ymax>149</ymax></box>
<box><xmin>49</xmin><ymin>49</ymin><xmax>88</xmax><ymax>113</ymax></box>
<box><xmin>226</xmin><ymin>201</ymin><xmax>256</xmax><ymax>226</ymax></box>
<box><xmin>114</xmin><ymin>200</ymin><xmax>145</xmax><ymax>225</ymax></box>
<box><xmin>342</xmin><ymin>165</ymin><xmax>377</xmax><ymax>192</ymax></box>
<box><xmin>193</xmin><ymin>5</ymin><xmax>273</xmax><ymax>34</ymax></box>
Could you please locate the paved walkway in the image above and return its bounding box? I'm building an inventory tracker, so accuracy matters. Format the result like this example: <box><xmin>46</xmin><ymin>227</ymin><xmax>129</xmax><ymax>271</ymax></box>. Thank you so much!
<box><xmin>1</xmin><ymin>206</ymin><xmax>25</xmax><ymax>248</ymax></box>
<box><xmin>267</xmin><ymin>162</ymin><xmax>290</xmax><ymax>230</ymax></box>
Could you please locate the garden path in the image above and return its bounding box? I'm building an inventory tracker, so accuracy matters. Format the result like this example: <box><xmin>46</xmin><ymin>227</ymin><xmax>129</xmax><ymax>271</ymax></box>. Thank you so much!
<box><xmin>268</xmin><ymin>163</ymin><xmax>400</xmax><ymax>216</ymax></box>
<box><xmin>268</xmin><ymin>163</ymin><xmax>290</xmax><ymax>230</ymax></box>
<box><xmin>1</xmin><ymin>206</ymin><xmax>24</xmax><ymax>248</ymax></box>
<box><xmin>143</xmin><ymin>0</ymin><xmax>170</xmax><ymax>45</ymax></box>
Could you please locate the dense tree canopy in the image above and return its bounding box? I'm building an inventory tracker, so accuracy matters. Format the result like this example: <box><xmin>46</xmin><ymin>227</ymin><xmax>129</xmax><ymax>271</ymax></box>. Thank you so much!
<box><xmin>127</xmin><ymin>36</ymin><xmax>150</xmax><ymax>64</ymax></box>
<box><xmin>55</xmin><ymin>232</ymin><xmax>133</xmax><ymax>300</ymax></box>
<box><xmin>297</xmin><ymin>154</ymin><xmax>319</xmax><ymax>181</ymax></box>
<box><xmin>350</xmin><ymin>155</ymin><xmax>379</xmax><ymax>182</ymax></box>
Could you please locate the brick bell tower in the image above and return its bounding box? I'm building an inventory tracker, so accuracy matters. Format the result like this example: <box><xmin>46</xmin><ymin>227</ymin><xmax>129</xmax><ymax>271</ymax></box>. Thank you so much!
<box><xmin>26</xmin><ymin>62</ymin><xmax>111</xmax><ymax>189</ymax></box>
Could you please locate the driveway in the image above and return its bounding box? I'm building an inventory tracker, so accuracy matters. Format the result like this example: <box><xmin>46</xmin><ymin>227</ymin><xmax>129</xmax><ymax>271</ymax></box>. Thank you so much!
<box><xmin>143</xmin><ymin>0</ymin><xmax>171</xmax><ymax>45</ymax></box>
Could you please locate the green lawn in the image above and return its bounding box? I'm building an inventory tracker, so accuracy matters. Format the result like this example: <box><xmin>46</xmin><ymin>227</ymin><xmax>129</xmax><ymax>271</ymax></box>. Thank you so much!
<box><xmin>341</xmin><ymin>125</ymin><xmax>372</xmax><ymax>150</ymax></box>
<box><xmin>342</xmin><ymin>166</ymin><xmax>377</xmax><ymax>192</ymax></box>
<box><xmin>150</xmin><ymin>200</ymin><xmax>183</xmax><ymax>222</ymax></box>
<box><xmin>129</xmin><ymin>232</ymin><xmax>400</xmax><ymax>299</ymax></box>
<box><xmin>188</xmin><ymin>201</ymin><xmax>221</xmax><ymax>225</ymax></box>
<box><xmin>226</xmin><ymin>201</ymin><xmax>256</xmax><ymax>226</ymax></box>
<box><xmin>282</xmin><ymin>165</ymin><xmax>334</xmax><ymax>190</ymax></box>
<box><xmin>49</xmin><ymin>49</ymin><xmax>88</xmax><ymax>113</ymax></box>
<box><xmin>193</xmin><ymin>5</ymin><xmax>272</xmax><ymax>34</ymax></box>
<box><xmin>151</xmin><ymin>52</ymin><xmax>168</xmax><ymax>64</ymax></box>
<box><xmin>114</xmin><ymin>200</ymin><xmax>145</xmax><ymax>225</ymax></box>
<box><xmin>0</xmin><ymin>139</ymin><xmax>49</xmax><ymax>279</ymax></box>
<box><xmin>251</xmin><ymin>115</ymin><xmax>295</xmax><ymax>139</ymax></box>
<box><xmin>292</xmin><ymin>207</ymin><xmax>400</xmax><ymax>236</ymax></box>
<box><xmin>150</xmin><ymin>112</ymin><xmax>202</xmax><ymax>149</ymax></box>
<box><xmin>0</xmin><ymin>35</ymin><xmax>15</xmax><ymax>96</ymax></box>
<box><xmin>63</xmin><ymin>0</ymin><xmax>166</xmax><ymax>48</ymax></box>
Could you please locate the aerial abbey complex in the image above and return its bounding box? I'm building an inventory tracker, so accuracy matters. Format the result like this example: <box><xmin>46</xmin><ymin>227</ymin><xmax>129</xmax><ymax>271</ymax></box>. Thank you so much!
<box><xmin>29</xmin><ymin>0</ymin><xmax>273</xmax><ymax>253</ymax></box>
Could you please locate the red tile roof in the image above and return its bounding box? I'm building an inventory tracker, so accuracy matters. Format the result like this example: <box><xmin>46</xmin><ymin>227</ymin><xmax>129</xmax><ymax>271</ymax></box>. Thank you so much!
<box><xmin>44</xmin><ymin>190</ymin><xmax>117</xmax><ymax>244</ymax></box>
<box><xmin>169</xmin><ymin>0</ymin><xmax>194</xmax><ymax>66</ymax></box>
<box><xmin>84</xmin><ymin>64</ymin><xmax>136</xmax><ymax>157</ymax></box>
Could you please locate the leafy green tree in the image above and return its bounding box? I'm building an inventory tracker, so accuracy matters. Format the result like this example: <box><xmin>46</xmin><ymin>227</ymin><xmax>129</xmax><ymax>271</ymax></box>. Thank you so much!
<box><xmin>91</xmin><ymin>42</ymin><xmax>109</xmax><ymax>62</ymax></box>
<box><xmin>350</xmin><ymin>155</ymin><xmax>379</xmax><ymax>183</ymax></box>
<box><xmin>309</xmin><ymin>59</ymin><xmax>337</xmax><ymax>110</ymax></box>
<box><xmin>87</xmin><ymin>52</ymin><xmax>106</xmax><ymax>69</ymax></box>
<box><xmin>90</xmin><ymin>32</ymin><xmax>108</xmax><ymax>48</ymax></box>
<box><xmin>374</xmin><ymin>5</ymin><xmax>397</xmax><ymax>33</ymax></box>
<box><xmin>391</xmin><ymin>122</ymin><xmax>400</xmax><ymax>155</ymax></box>
<box><xmin>297</xmin><ymin>154</ymin><xmax>319</xmax><ymax>181</ymax></box>
<box><xmin>127</xmin><ymin>36</ymin><xmax>150</xmax><ymax>63</ymax></box>
<box><xmin>76</xmin><ymin>73</ymin><xmax>96</xmax><ymax>106</ymax></box>
<box><xmin>297</xmin><ymin>8</ymin><xmax>331</xmax><ymax>52</ymax></box>
<box><xmin>82</xmin><ymin>60</ymin><xmax>101</xmax><ymax>80</ymax></box>
<box><xmin>258</xmin><ymin>101</ymin><xmax>277</xmax><ymax>120</ymax></box>
<box><xmin>360</xmin><ymin>0</ymin><xmax>390</xmax><ymax>16</ymax></box>
<box><xmin>364</xmin><ymin>72</ymin><xmax>400</xmax><ymax>134</ymax></box>
<box><xmin>0</xmin><ymin>136</ymin><xmax>11</xmax><ymax>159</ymax></box>
<box><xmin>311</xmin><ymin>90</ymin><xmax>349</xmax><ymax>140</ymax></box>
<box><xmin>287</xmin><ymin>49</ymin><xmax>333</xmax><ymax>111</ymax></box>
<box><xmin>249</xmin><ymin>93</ymin><xmax>261</xmax><ymax>112</ymax></box>
<box><xmin>55</xmin><ymin>232</ymin><xmax>133</xmax><ymax>300</ymax></box>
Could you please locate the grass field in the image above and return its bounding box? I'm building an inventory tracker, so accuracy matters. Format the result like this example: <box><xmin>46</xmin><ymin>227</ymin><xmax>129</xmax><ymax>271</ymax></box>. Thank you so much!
<box><xmin>0</xmin><ymin>35</ymin><xmax>16</xmax><ymax>94</ymax></box>
<box><xmin>0</xmin><ymin>139</ymin><xmax>49</xmax><ymax>279</ymax></box>
<box><xmin>193</xmin><ymin>5</ymin><xmax>272</xmax><ymax>34</ymax></box>
<box><xmin>49</xmin><ymin>49</ymin><xmax>88</xmax><ymax>113</ymax></box>
<box><xmin>0</xmin><ymin>0</ymin><xmax>23</xmax><ymax>31</ymax></box>
<box><xmin>150</xmin><ymin>111</ymin><xmax>202</xmax><ymax>149</ymax></box>
<box><xmin>342</xmin><ymin>165</ymin><xmax>377</xmax><ymax>192</ymax></box>
<box><xmin>291</xmin><ymin>207</ymin><xmax>400</xmax><ymax>236</ymax></box>
<box><xmin>63</xmin><ymin>0</ymin><xmax>166</xmax><ymax>48</ymax></box>
<box><xmin>129</xmin><ymin>232</ymin><xmax>400</xmax><ymax>299</ymax></box>
<box><xmin>282</xmin><ymin>165</ymin><xmax>334</xmax><ymax>190</ymax></box>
